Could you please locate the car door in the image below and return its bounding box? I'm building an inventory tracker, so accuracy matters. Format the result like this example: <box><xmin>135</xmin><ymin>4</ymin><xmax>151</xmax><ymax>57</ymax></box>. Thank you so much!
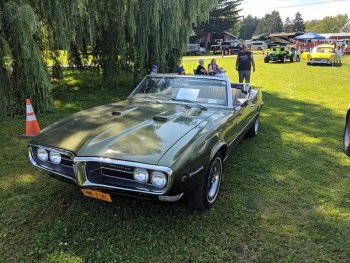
<box><xmin>235</xmin><ymin>90</ymin><xmax>257</xmax><ymax>135</ymax></box>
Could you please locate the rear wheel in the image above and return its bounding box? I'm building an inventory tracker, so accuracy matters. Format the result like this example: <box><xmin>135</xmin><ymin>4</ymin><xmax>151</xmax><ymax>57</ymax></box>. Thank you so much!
<box><xmin>290</xmin><ymin>55</ymin><xmax>294</xmax><ymax>62</ymax></box>
<box><xmin>344</xmin><ymin>116</ymin><xmax>350</xmax><ymax>157</ymax></box>
<box><xmin>246</xmin><ymin>115</ymin><xmax>260</xmax><ymax>137</ymax></box>
<box><xmin>187</xmin><ymin>153</ymin><xmax>223</xmax><ymax>211</ymax></box>
<box><xmin>296</xmin><ymin>55</ymin><xmax>300</xmax><ymax>62</ymax></box>
<box><xmin>281</xmin><ymin>56</ymin><xmax>286</xmax><ymax>63</ymax></box>
<box><xmin>264</xmin><ymin>57</ymin><xmax>270</xmax><ymax>63</ymax></box>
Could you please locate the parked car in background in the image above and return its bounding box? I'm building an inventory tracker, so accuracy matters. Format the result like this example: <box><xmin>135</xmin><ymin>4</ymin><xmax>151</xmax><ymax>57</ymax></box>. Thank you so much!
<box><xmin>29</xmin><ymin>75</ymin><xmax>263</xmax><ymax>211</ymax></box>
<box><xmin>211</xmin><ymin>44</ymin><xmax>221</xmax><ymax>55</ymax></box>
<box><xmin>184</xmin><ymin>44</ymin><xmax>206</xmax><ymax>56</ymax></box>
<box><xmin>264</xmin><ymin>46</ymin><xmax>300</xmax><ymax>63</ymax></box>
<box><xmin>250</xmin><ymin>41</ymin><xmax>268</xmax><ymax>50</ymax></box>
<box><xmin>306</xmin><ymin>44</ymin><xmax>335</xmax><ymax>66</ymax></box>
<box><xmin>220</xmin><ymin>40</ymin><xmax>242</xmax><ymax>55</ymax></box>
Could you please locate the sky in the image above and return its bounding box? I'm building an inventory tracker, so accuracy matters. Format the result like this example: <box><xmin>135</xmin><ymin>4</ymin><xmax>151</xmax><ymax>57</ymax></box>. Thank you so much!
<box><xmin>240</xmin><ymin>0</ymin><xmax>350</xmax><ymax>21</ymax></box>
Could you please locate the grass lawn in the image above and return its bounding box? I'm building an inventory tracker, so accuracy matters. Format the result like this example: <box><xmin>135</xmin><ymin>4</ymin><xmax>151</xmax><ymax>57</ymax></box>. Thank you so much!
<box><xmin>1</xmin><ymin>56</ymin><xmax>350</xmax><ymax>262</ymax></box>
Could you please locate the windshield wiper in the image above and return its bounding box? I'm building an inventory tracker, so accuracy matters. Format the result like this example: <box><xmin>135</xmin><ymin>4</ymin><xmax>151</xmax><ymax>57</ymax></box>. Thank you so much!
<box><xmin>172</xmin><ymin>99</ymin><xmax>207</xmax><ymax>110</ymax></box>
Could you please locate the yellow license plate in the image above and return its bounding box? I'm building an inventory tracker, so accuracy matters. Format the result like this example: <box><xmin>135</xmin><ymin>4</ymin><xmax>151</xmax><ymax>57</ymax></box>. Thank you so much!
<box><xmin>81</xmin><ymin>189</ymin><xmax>112</xmax><ymax>202</ymax></box>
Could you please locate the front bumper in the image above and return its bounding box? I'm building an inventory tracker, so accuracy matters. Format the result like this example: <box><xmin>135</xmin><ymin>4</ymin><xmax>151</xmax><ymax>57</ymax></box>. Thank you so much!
<box><xmin>306</xmin><ymin>59</ymin><xmax>331</xmax><ymax>64</ymax></box>
<box><xmin>29</xmin><ymin>145</ymin><xmax>183</xmax><ymax>202</ymax></box>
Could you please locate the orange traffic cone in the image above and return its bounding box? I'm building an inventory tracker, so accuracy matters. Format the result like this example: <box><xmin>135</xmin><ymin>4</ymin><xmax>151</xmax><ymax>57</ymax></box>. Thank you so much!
<box><xmin>25</xmin><ymin>99</ymin><xmax>41</xmax><ymax>137</ymax></box>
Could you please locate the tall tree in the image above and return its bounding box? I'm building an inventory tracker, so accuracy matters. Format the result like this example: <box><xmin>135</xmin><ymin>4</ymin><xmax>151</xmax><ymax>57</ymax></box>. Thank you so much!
<box><xmin>0</xmin><ymin>0</ymin><xmax>218</xmax><ymax>117</ymax></box>
<box><xmin>292</xmin><ymin>12</ymin><xmax>305</xmax><ymax>32</ymax></box>
<box><xmin>193</xmin><ymin>0</ymin><xmax>242</xmax><ymax>48</ymax></box>
<box><xmin>305</xmin><ymin>14</ymin><xmax>348</xmax><ymax>33</ymax></box>
<box><xmin>255</xmin><ymin>10</ymin><xmax>283</xmax><ymax>34</ymax></box>
<box><xmin>239</xmin><ymin>15</ymin><xmax>258</xmax><ymax>40</ymax></box>
<box><xmin>341</xmin><ymin>19</ymin><xmax>350</xmax><ymax>32</ymax></box>
<box><xmin>283</xmin><ymin>17</ymin><xmax>293</xmax><ymax>33</ymax></box>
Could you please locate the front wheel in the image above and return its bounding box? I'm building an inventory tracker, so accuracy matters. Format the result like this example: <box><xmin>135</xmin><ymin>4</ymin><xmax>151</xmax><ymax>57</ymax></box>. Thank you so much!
<box><xmin>343</xmin><ymin>117</ymin><xmax>350</xmax><ymax>157</ymax></box>
<box><xmin>264</xmin><ymin>57</ymin><xmax>270</xmax><ymax>63</ymax></box>
<box><xmin>296</xmin><ymin>55</ymin><xmax>300</xmax><ymax>62</ymax></box>
<box><xmin>187</xmin><ymin>153</ymin><xmax>223</xmax><ymax>211</ymax></box>
<box><xmin>246</xmin><ymin>116</ymin><xmax>260</xmax><ymax>137</ymax></box>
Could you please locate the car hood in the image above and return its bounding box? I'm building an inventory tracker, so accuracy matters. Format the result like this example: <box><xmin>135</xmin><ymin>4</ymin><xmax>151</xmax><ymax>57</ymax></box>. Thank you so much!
<box><xmin>31</xmin><ymin>100</ymin><xmax>217</xmax><ymax>164</ymax></box>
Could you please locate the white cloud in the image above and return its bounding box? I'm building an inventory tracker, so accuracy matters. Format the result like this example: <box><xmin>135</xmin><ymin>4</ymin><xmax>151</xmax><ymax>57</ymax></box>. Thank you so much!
<box><xmin>240</xmin><ymin>0</ymin><xmax>350</xmax><ymax>21</ymax></box>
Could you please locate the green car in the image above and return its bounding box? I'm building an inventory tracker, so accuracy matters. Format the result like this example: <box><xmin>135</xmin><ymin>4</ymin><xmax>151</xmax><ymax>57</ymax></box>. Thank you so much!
<box><xmin>264</xmin><ymin>46</ymin><xmax>300</xmax><ymax>63</ymax></box>
<box><xmin>29</xmin><ymin>75</ymin><xmax>263</xmax><ymax>210</ymax></box>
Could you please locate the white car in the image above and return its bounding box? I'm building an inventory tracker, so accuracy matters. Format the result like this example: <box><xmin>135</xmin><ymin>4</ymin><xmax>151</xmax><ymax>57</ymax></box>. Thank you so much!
<box><xmin>250</xmin><ymin>41</ymin><xmax>268</xmax><ymax>50</ymax></box>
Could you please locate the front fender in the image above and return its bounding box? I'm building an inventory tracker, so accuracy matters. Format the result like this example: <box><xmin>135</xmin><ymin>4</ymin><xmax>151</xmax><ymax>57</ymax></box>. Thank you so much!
<box><xmin>158</xmin><ymin>121</ymin><xmax>225</xmax><ymax>195</ymax></box>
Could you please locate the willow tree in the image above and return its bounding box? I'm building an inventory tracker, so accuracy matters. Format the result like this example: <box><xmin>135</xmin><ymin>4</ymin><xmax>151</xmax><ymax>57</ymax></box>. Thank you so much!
<box><xmin>0</xmin><ymin>1</ymin><xmax>52</xmax><ymax>117</ymax></box>
<box><xmin>0</xmin><ymin>0</ymin><xmax>218</xmax><ymax>117</ymax></box>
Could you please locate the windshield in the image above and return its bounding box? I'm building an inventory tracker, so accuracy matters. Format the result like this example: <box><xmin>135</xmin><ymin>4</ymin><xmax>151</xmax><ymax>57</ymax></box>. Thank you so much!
<box><xmin>131</xmin><ymin>76</ymin><xmax>228</xmax><ymax>106</ymax></box>
<box><xmin>312</xmin><ymin>47</ymin><xmax>334</xmax><ymax>53</ymax></box>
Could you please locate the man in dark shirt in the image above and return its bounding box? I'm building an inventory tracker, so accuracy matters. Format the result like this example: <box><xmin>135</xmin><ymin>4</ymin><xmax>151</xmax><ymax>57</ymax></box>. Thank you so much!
<box><xmin>236</xmin><ymin>45</ymin><xmax>255</xmax><ymax>83</ymax></box>
<box><xmin>195</xmin><ymin>59</ymin><xmax>208</xmax><ymax>75</ymax></box>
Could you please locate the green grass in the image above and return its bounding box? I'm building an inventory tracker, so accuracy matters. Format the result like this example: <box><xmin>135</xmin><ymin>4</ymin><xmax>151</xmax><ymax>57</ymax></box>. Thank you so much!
<box><xmin>1</xmin><ymin>57</ymin><xmax>350</xmax><ymax>262</ymax></box>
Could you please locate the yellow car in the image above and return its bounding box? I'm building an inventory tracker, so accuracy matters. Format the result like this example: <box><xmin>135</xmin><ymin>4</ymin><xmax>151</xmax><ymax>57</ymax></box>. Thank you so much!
<box><xmin>306</xmin><ymin>44</ymin><xmax>335</xmax><ymax>66</ymax></box>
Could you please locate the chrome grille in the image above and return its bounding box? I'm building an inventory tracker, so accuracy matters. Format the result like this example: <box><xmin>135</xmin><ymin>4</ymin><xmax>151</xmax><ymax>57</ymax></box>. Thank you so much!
<box><xmin>85</xmin><ymin>161</ymin><xmax>161</xmax><ymax>191</ymax></box>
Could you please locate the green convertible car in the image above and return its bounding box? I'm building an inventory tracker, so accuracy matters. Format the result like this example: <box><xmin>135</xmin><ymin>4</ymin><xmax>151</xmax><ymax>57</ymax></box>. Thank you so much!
<box><xmin>29</xmin><ymin>75</ymin><xmax>263</xmax><ymax>210</ymax></box>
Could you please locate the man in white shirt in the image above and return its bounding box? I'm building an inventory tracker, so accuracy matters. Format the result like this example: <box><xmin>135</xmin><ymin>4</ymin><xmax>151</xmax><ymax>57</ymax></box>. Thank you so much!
<box><xmin>335</xmin><ymin>46</ymin><xmax>343</xmax><ymax>65</ymax></box>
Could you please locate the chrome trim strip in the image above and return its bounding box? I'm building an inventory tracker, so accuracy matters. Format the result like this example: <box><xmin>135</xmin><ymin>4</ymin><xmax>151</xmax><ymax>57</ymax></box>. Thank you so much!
<box><xmin>80</xmin><ymin>181</ymin><xmax>165</xmax><ymax>195</ymax></box>
<box><xmin>74</xmin><ymin>157</ymin><xmax>173</xmax><ymax>175</ymax></box>
<box><xmin>100</xmin><ymin>172</ymin><xmax>136</xmax><ymax>183</ymax></box>
<box><xmin>28</xmin><ymin>149</ymin><xmax>76</xmax><ymax>183</ymax></box>
<box><xmin>306</xmin><ymin>60</ymin><xmax>331</xmax><ymax>64</ymax></box>
<box><xmin>100</xmin><ymin>166</ymin><xmax>134</xmax><ymax>175</ymax></box>
<box><xmin>158</xmin><ymin>193</ymin><xmax>184</xmax><ymax>202</ymax></box>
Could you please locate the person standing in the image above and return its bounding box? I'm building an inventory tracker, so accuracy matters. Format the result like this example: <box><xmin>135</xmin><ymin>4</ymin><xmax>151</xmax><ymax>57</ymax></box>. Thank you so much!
<box><xmin>335</xmin><ymin>45</ymin><xmax>343</xmax><ymax>65</ymax></box>
<box><xmin>236</xmin><ymin>45</ymin><xmax>255</xmax><ymax>83</ymax></box>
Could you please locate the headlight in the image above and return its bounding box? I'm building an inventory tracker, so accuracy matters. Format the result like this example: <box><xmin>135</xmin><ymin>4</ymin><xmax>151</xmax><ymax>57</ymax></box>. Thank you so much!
<box><xmin>49</xmin><ymin>150</ymin><xmax>61</xmax><ymax>165</ymax></box>
<box><xmin>133</xmin><ymin>168</ymin><xmax>149</xmax><ymax>184</ymax></box>
<box><xmin>37</xmin><ymin>148</ymin><xmax>48</xmax><ymax>162</ymax></box>
<box><xmin>151</xmin><ymin>171</ymin><xmax>167</xmax><ymax>188</ymax></box>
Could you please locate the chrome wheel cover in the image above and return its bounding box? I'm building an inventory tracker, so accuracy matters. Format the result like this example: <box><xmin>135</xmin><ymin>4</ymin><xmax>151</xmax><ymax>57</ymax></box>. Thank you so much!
<box><xmin>344</xmin><ymin>121</ymin><xmax>350</xmax><ymax>149</ymax></box>
<box><xmin>207</xmin><ymin>157</ymin><xmax>222</xmax><ymax>203</ymax></box>
<box><xmin>254</xmin><ymin>118</ymin><xmax>259</xmax><ymax>135</ymax></box>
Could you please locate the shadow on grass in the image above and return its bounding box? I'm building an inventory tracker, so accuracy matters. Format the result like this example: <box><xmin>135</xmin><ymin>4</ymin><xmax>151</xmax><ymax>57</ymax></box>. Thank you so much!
<box><xmin>1</xmin><ymin>90</ymin><xmax>350</xmax><ymax>262</ymax></box>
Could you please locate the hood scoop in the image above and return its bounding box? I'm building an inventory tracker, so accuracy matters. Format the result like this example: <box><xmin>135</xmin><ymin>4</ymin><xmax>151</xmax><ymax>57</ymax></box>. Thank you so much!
<box><xmin>110</xmin><ymin>107</ymin><xmax>139</xmax><ymax>117</ymax></box>
<box><xmin>152</xmin><ymin>110</ymin><xmax>184</xmax><ymax>123</ymax></box>
<box><xmin>111</xmin><ymin>111</ymin><xmax>122</xmax><ymax>116</ymax></box>
<box><xmin>153</xmin><ymin>116</ymin><xmax>168</xmax><ymax>122</ymax></box>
